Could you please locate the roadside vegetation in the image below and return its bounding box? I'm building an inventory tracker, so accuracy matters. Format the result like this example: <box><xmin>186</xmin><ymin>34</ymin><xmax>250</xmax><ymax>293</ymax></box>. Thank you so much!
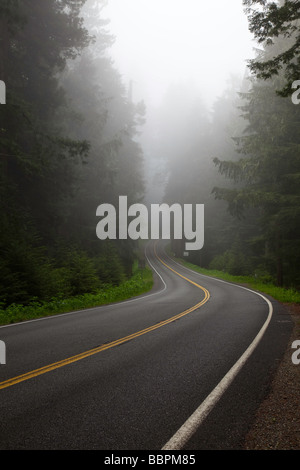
<box><xmin>0</xmin><ymin>262</ymin><xmax>153</xmax><ymax>326</ymax></box>
<box><xmin>162</xmin><ymin>2</ymin><xmax>300</xmax><ymax>294</ymax></box>
<box><xmin>0</xmin><ymin>2</ymin><xmax>146</xmax><ymax>315</ymax></box>
<box><xmin>1</xmin><ymin>2</ymin><xmax>300</xmax><ymax>328</ymax></box>
<box><xmin>171</xmin><ymin>253</ymin><xmax>300</xmax><ymax>305</ymax></box>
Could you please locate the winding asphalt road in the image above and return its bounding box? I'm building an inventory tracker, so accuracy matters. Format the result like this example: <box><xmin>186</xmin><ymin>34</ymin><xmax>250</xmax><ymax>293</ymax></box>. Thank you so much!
<box><xmin>0</xmin><ymin>241</ymin><xmax>293</xmax><ymax>450</ymax></box>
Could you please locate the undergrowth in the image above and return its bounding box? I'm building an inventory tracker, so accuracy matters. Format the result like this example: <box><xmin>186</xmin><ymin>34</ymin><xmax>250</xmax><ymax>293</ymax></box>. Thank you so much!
<box><xmin>0</xmin><ymin>262</ymin><xmax>153</xmax><ymax>326</ymax></box>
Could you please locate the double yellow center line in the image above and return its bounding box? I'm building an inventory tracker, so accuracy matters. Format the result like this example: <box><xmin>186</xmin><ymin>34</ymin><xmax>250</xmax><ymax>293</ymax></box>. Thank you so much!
<box><xmin>0</xmin><ymin>247</ymin><xmax>210</xmax><ymax>390</ymax></box>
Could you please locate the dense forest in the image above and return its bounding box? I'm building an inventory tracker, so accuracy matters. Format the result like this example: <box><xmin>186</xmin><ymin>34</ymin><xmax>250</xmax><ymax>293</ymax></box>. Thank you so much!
<box><xmin>163</xmin><ymin>0</ymin><xmax>300</xmax><ymax>290</ymax></box>
<box><xmin>0</xmin><ymin>0</ymin><xmax>145</xmax><ymax>308</ymax></box>
<box><xmin>0</xmin><ymin>0</ymin><xmax>299</xmax><ymax>312</ymax></box>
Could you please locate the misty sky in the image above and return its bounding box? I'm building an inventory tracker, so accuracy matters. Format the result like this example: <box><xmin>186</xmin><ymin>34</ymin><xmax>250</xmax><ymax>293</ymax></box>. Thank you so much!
<box><xmin>103</xmin><ymin>0</ymin><xmax>256</xmax><ymax>108</ymax></box>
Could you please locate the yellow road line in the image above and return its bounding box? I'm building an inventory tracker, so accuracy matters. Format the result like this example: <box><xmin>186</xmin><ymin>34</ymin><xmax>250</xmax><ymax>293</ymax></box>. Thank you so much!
<box><xmin>0</xmin><ymin>245</ymin><xmax>210</xmax><ymax>391</ymax></box>
<box><xmin>154</xmin><ymin>244</ymin><xmax>207</xmax><ymax>289</ymax></box>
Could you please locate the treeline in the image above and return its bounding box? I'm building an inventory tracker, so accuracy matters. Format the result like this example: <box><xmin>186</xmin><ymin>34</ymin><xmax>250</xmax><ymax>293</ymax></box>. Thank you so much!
<box><xmin>0</xmin><ymin>0</ymin><xmax>145</xmax><ymax>308</ymax></box>
<box><xmin>162</xmin><ymin>0</ymin><xmax>300</xmax><ymax>289</ymax></box>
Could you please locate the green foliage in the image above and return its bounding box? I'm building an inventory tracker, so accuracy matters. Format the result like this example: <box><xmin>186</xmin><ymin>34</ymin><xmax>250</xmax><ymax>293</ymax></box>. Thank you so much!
<box><xmin>161</xmin><ymin>28</ymin><xmax>300</xmax><ymax>290</ymax></box>
<box><xmin>0</xmin><ymin>0</ymin><xmax>146</xmax><ymax>308</ymax></box>
<box><xmin>243</xmin><ymin>0</ymin><xmax>300</xmax><ymax>96</ymax></box>
<box><xmin>93</xmin><ymin>242</ymin><xmax>126</xmax><ymax>286</ymax></box>
<box><xmin>213</xmin><ymin>50</ymin><xmax>300</xmax><ymax>288</ymax></box>
<box><xmin>63</xmin><ymin>249</ymin><xmax>100</xmax><ymax>296</ymax></box>
<box><xmin>173</xmin><ymin>254</ymin><xmax>300</xmax><ymax>305</ymax></box>
<box><xmin>209</xmin><ymin>249</ymin><xmax>252</xmax><ymax>276</ymax></box>
<box><xmin>0</xmin><ymin>263</ymin><xmax>153</xmax><ymax>326</ymax></box>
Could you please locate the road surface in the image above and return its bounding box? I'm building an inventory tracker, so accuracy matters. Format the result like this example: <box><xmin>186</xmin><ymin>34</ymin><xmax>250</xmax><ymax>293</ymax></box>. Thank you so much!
<box><xmin>0</xmin><ymin>241</ymin><xmax>293</xmax><ymax>450</ymax></box>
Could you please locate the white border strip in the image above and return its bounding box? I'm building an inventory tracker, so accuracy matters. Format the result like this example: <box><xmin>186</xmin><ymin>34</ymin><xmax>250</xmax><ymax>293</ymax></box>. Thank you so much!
<box><xmin>162</xmin><ymin>251</ymin><xmax>273</xmax><ymax>450</ymax></box>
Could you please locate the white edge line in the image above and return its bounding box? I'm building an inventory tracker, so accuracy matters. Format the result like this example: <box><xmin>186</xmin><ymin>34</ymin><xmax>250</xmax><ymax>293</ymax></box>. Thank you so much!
<box><xmin>162</xmin><ymin>250</ymin><xmax>273</xmax><ymax>450</ymax></box>
<box><xmin>0</xmin><ymin>242</ymin><xmax>273</xmax><ymax>447</ymax></box>
<box><xmin>0</xmin><ymin>245</ymin><xmax>167</xmax><ymax>330</ymax></box>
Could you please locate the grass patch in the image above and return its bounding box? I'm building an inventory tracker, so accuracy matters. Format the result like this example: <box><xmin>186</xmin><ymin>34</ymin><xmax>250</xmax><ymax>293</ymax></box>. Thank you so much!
<box><xmin>0</xmin><ymin>262</ymin><xmax>153</xmax><ymax>326</ymax></box>
<box><xmin>169</xmin><ymin>253</ymin><xmax>300</xmax><ymax>305</ymax></box>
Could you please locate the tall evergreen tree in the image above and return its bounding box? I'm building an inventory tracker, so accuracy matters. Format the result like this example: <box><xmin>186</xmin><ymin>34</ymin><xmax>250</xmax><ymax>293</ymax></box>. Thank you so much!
<box><xmin>213</xmin><ymin>61</ymin><xmax>300</xmax><ymax>287</ymax></box>
<box><xmin>0</xmin><ymin>1</ymin><xmax>97</xmax><ymax>305</ymax></box>
<box><xmin>244</xmin><ymin>0</ymin><xmax>300</xmax><ymax>96</ymax></box>
<box><xmin>0</xmin><ymin>0</ymin><xmax>147</xmax><ymax>306</ymax></box>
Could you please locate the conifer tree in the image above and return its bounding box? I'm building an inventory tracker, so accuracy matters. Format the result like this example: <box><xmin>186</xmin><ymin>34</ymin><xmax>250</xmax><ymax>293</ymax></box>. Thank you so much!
<box><xmin>213</xmin><ymin>14</ymin><xmax>300</xmax><ymax>287</ymax></box>
<box><xmin>243</xmin><ymin>0</ymin><xmax>300</xmax><ymax>96</ymax></box>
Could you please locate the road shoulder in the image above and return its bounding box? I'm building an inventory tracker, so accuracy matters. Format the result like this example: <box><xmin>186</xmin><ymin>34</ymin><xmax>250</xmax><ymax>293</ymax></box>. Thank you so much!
<box><xmin>243</xmin><ymin>303</ymin><xmax>300</xmax><ymax>450</ymax></box>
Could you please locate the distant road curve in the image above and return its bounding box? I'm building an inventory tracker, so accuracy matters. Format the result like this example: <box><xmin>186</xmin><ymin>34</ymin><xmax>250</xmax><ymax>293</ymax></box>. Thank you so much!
<box><xmin>0</xmin><ymin>241</ymin><xmax>293</xmax><ymax>450</ymax></box>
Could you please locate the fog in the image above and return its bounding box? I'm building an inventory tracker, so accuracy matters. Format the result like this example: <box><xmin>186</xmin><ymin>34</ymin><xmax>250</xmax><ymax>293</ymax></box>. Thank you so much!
<box><xmin>93</xmin><ymin>0</ymin><xmax>256</xmax><ymax>203</ymax></box>
<box><xmin>2</xmin><ymin>0</ymin><xmax>299</xmax><ymax>313</ymax></box>
<box><xmin>103</xmin><ymin>0</ymin><xmax>255</xmax><ymax>108</ymax></box>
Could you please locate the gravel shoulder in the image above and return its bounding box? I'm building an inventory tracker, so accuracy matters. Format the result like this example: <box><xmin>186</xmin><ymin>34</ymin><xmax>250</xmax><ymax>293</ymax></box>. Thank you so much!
<box><xmin>243</xmin><ymin>303</ymin><xmax>300</xmax><ymax>450</ymax></box>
